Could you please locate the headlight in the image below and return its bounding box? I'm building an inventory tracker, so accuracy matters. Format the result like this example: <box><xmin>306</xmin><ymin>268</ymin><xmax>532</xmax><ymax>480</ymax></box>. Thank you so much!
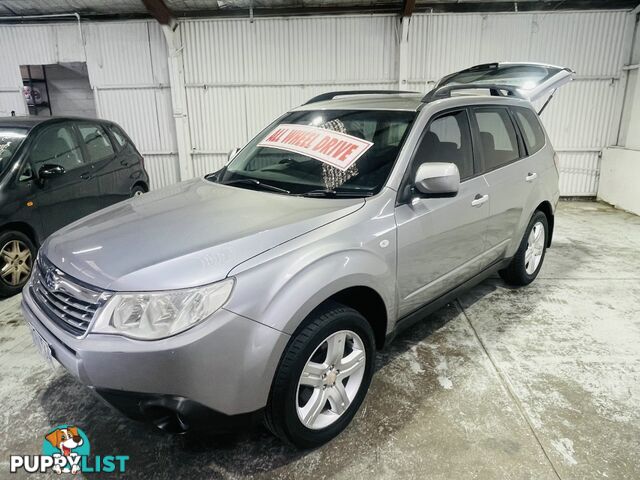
<box><xmin>91</xmin><ymin>279</ymin><xmax>234</xmax><ymax>340</ymax></box>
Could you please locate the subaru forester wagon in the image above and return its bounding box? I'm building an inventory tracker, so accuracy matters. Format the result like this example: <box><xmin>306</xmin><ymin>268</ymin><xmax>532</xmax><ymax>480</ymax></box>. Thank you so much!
<box><xmin>22</xmin><ymin>62</ymin><xmax>570</xmax><ymax>448</ymax></box>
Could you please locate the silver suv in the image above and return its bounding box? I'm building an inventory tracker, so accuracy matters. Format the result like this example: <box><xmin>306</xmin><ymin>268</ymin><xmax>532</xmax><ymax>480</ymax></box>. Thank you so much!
<box><xmin>22</xmin><ymin>62</ymin><xmax>570</xmax><ymax>448</ymax></box>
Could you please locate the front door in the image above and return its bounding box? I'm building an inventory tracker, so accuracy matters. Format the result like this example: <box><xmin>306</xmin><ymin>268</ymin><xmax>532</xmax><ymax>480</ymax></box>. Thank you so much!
<box><xmin>395</xmin><ymin>109</ymin><xmax>490</xmax><ymax>318</ymax></box>
<box><xmin>29</xmin><ymin>122</ymin><xmax>101</xmax><ymax>237</ymax></box>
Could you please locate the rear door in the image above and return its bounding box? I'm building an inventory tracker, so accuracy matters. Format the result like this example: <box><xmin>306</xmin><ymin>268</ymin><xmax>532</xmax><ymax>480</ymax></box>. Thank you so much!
<box><xmin>29</xmin><ymin>122</ymin><xmax>100</xmax><ymax>237</ymax></box>
<box><xmin>107</xmin><ymin>123</ymin><xmax>144</xmax><ymax>200</ymax></box>
<box><xmin>434</xmin><ymin>62</ymin><xmax>574</xmax><ymax>104</ymax></box>
<box><xmin>75</xmin><ymin>121</ymin><xmax>121</xmax><ymax>208</ymax></box>
<box><xmin>469</xmin><ymin>106</ymin><xmax>530</xmax><ymax>263</ymax></box>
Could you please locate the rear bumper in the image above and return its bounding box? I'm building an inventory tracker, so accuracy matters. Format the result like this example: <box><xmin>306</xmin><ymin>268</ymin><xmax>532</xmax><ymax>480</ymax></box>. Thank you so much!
<box><xmin>21</xmin><ymin>285</ymin><xmax>290</xmax><ymax>417</ymax></box>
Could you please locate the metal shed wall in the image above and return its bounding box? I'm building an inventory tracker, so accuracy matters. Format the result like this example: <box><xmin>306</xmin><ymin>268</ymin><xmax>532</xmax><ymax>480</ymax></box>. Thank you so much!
<box><xmin>0</xmin><ymin>20</ymin><xmax>180</xmax><ymax>190</ymax></box>
<box><xmin>180</xmin><ymin>10</ymin><xmax>630</xmax><ymax>195</ymax></box>
<box><xmin>0</xmin><ymin>10</ymin><xmax>632</xmax><ymax>195</ymax></box>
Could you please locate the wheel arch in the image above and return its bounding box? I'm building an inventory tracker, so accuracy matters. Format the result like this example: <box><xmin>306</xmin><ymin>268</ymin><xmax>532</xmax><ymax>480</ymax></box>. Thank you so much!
<box><xmin>132</xmin><ymin>181</ymin><xmax>149</xmax><ymax>193</ymax></box>
<box><xmin>309</xmin><ymin>286</ymin><xmax>388</xmax><ymax>350</ymax></box>
<box><xmin>535</xmin><ymin>200</ymin><xmax>554</xmax><ymax>247</ymax></box>
<box><xmin>0</xmin><ymin>221</ymin><xmax>40</xmax><ymax>247</ymax></box>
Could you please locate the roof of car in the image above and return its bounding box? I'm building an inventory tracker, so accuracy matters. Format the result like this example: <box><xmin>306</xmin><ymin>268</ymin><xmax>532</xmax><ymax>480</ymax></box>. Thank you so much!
<box><xmin>292</xmin><ymin>91</ymin><xmax>530</xmax><ymax>112</ymax></box>
<box><xmin>0</xmin><ymin>116</ymin><xmax>112</xmax><ymax>131</ymax></box>
<box><xmin>293</xmin><ymin>93</ymin><xmax>426</xmax><ymax>112</ymax></box>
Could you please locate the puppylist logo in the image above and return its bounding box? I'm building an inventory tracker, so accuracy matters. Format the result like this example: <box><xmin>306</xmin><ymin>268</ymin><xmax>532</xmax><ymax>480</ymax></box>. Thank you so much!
<box><xmin>9</xmin><ymin>425</ymin><xmax>129</xmax><ymax>474</ymax></box>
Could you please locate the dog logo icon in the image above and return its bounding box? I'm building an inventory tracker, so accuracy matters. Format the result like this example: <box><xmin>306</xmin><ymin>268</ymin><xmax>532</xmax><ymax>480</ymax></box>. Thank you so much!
<box><xmin>42</xmin><ymin>425</ymin><xmax>90</xmax><ymax>475</ymax></box>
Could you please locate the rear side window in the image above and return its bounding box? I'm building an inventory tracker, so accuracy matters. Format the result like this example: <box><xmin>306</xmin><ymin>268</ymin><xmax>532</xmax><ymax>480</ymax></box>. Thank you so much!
<box><xmin>472</xmin><ymin>107</ymin><xmax>520</xmax><ymax>171</ymax></box>
<box><xmin>513</xmin><ymin>107</ymin><xmax>545</xmax><ymax>155</ymax></box>
<box><xmin>413</xmin><ymin>110</ymin><xmax>474</xmax><ymax>180</ymax></box>
<box><xmin>77</xmin><ymin>123</ymin><xmax>115</xmax><ymax>163</ymax></box>
<box><xmin>109</xmin><ymin>125</ymin><xmax>130</xmax><ymax>150</ymax></box>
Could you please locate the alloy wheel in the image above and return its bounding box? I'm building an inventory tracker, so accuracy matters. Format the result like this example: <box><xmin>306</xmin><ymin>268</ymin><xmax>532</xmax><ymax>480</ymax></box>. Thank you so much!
<box><xmin>296</xmin><ymin>330</ymin><xmax>366</xmax><ymax>430</ymax></box>
<box><xmin>524</xmin><ymin>221</ymin><xmax>545</xmax><ymax>275</ymax></box>
<box><xmin>0</xmin><ymin>239</ymin><xmax>33</xmax><ymax>286</ymax></box>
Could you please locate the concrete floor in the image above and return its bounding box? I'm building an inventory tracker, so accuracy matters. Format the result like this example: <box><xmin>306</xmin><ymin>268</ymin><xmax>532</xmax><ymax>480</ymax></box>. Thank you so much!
<box><xmin>1</xmin><ymin>200</ymin><xmax>639</xmax><ymax>479</ymax></box>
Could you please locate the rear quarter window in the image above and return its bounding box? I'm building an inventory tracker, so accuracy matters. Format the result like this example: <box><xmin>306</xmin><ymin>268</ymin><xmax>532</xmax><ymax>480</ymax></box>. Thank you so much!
<box><xmin>513</xmin><ymin>107</ymin><xmax>546</xmax><ymax>155</ymax></box>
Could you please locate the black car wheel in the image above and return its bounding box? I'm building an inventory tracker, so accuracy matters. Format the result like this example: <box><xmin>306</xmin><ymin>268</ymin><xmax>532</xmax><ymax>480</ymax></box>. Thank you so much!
<box><xmin>265</xmin><ymin>301</ymin><xmax>375</xmax><ymax>448</ymax></box>
<box><xmin>0</xmin><ymin>230</ymin><xmax>36</xmax><ymax>297</ymax></box>
<box><xmin>131</xmin><ymin>185</ymin><xmax>146</xmax><ymax>197</ymax></box>
<box><xmin>499</xmin><ymin>210</ymin><xmax>549</xmax><ymax>286</ymax></box>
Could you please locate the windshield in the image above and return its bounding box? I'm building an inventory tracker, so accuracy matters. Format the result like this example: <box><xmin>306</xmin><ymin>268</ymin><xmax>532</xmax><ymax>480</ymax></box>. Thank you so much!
<box><xmin>212</xmin><ymin>109</ymin><xmax>416</xmax><ymax>196</ymax></box>
<box><xmin>0</xmin><ymin>127</ymin><xmax>28</xmax><ymax>174</ymax></box>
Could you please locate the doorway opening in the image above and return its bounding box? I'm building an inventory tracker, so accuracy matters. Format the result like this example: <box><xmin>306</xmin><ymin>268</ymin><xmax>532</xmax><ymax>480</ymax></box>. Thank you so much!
<box><xmin>20</xmin><ymin>63</ymin><xmax>96</xmax><ymax>118</ymax></box>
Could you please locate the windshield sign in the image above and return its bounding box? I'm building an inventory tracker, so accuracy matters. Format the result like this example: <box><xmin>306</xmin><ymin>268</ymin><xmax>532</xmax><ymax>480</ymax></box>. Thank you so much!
<box><xmin>215</xmin><ymin>110</ymin><xmax>416</xmax><ymax>196</ymax></box>
<box><xmin>258</xmin><ymin>123</ymin><xmax>373</xmax><ymax>171</ymax></box>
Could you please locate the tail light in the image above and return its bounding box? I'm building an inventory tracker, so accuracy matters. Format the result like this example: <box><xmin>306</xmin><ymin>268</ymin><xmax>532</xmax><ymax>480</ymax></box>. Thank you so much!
<box><xmin>552</xmin><ymin>152</ymin><xmax>560</xmax><ymax>171</ymax></box>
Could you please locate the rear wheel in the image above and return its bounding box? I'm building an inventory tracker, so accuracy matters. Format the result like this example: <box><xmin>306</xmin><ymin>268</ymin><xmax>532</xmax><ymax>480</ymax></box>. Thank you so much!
<box><xmin>265</xmin><ymin>301</ymin><xmax>375</xmax><ymax>448</ymax></box>
<box><xmin>499</xmin><ymin>210</ymin><xmax>548</xmax><ymax>286</ymax></box>
<box><xmin>131</xmin><ymin>185</ymin><xmax>146</xmax><ymax>197</ymax></box>
<box><xmin>0</xmin><ymin>231</ymin><xmax>36</xmax><ymax>297</ymax></box>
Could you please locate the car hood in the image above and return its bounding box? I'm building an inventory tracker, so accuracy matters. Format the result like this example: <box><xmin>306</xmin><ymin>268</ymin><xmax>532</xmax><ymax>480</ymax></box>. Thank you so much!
<box><xmin>44</xmin><ymin>178</ymin><xmax>364</xmax><ymax>291</ymax></box>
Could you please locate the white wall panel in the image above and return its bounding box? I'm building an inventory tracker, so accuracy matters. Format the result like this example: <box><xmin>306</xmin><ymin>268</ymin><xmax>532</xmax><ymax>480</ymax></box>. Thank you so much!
<box><xmin>145</xmin><ymin>154</ymin><xmax>181</xmax><ymax>189</ymax></box>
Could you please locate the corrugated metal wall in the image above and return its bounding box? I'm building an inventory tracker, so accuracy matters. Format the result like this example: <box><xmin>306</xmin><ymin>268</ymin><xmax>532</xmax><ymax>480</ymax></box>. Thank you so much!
<box><xmin>181</xmin><ymin>15</ymin><xmax>399</xmax><ymax>174</ymax></box>
<box><xmin>180</xmin><ymin>11</ymin><xmax>630</xmax><ymax>195</ymax></box>
<box><xmin>405</xmin><ymin>10</ymin><xmax>629</xmax><ymax>196</ymax></box>
<box><xmin>0</xmin><ymin>20</ymin><xmax>180</xmax><ymax>189</ymax></box>
<box><xmin>0</xmin><ymin>10</ymin><xmax>632</xmax><ymax>195</ymax></box>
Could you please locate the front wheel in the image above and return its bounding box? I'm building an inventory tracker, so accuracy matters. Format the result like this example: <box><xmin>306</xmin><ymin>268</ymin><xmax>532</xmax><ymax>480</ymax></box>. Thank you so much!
<box><xmin>0</xmin><ymin>231</ymin><xmax>36</xmax><ymax>297</ymax></box>
<box><xmin>265</xmin><ymin>301</ymin><xmax>375</xmax><ymax>448</ymax></box>
<box><xmin>499</xmin><ymin>210</ymin><xmax>549</xmax><ymax>286</ymax></box>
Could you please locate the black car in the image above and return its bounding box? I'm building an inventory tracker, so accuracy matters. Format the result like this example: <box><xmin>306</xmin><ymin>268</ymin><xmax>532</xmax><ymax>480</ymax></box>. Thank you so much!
<box><xmin>0</xmin><ymin>117</ymin><xmax>149</xmax><ymax>296</ymax></box>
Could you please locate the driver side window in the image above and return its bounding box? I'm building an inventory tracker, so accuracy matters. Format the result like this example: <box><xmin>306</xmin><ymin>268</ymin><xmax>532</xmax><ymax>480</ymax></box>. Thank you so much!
<box><xmin>30</xmin><ymin>124</ymin><xmax>85</xmax><ymax>173</ymax></box>
<box><xmin>412</xmin><ymin>110</ymin><xmax>474</xmax><ymax>180</ymax></box>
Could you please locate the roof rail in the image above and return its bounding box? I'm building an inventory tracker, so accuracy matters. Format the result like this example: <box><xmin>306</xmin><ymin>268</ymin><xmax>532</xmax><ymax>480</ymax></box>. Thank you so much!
<box><xmin>303</xmin><ymin>90</ymin><xmax>418</xmax><ymax>105</ymax></box>
<box><xmin>421</xmin><ymin>83</ymin><xmax>525</xmax><ymax>103</ymax></box>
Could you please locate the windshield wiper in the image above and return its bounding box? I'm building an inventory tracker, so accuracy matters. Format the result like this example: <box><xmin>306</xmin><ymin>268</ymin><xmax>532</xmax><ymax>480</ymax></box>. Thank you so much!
<box><xmin>222</xmin><ymin>178</ymin><xmax>290</xmax><ymax>194</ymax></box>
<box><xmin>300</xmin><ymin>189</ymin><xmax>374</xmax><ymax>198</ymax></box>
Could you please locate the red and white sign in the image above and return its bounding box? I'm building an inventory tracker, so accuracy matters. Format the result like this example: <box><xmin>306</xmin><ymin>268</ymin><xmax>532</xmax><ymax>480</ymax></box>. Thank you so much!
<box><xmin>257</xmin><ymin>124</ymin><xmax>373</xmax><ymax>171</ymax></box>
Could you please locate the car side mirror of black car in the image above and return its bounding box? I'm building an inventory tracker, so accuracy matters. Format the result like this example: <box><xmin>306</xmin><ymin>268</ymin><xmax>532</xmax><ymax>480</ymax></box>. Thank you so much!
<box><xmin>413</xmin><ymin>162</ymin><xmax>460</xmax><ymax>197</ymax></box>
<box><xmin>38</xmin><ymin>164</ymin><xmax>66</xmax><ymax>181</ymax></box>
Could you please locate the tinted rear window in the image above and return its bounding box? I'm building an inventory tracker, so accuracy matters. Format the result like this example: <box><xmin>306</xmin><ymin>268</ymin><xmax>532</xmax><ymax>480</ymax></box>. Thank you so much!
<box><xmin>513</xmin><ymin>107</ymin><xmax>546</xmax><ymax>155</ymax></box>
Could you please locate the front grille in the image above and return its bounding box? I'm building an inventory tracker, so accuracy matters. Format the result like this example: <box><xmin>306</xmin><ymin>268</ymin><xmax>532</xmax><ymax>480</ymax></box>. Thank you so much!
<box><xmin>30</xmin><ymin>257</ymin><xmax>108</xmax><ymax>337</ymax></box>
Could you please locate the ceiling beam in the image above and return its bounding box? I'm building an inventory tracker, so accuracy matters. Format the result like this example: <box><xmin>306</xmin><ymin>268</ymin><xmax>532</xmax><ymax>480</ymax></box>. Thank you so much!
<box><xmin>141</xmin><ymin>0</ymin><xmax>174</xmax><ymax>26</ymax></box>
<box><xmin>402</xmin><ymin>0</ymin><xmax>417</xmax><ymax>17</ymax></box>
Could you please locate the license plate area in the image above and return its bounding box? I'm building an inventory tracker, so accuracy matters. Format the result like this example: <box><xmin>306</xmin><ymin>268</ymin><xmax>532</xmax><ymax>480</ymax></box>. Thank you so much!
<box><xmin>30</xmin><ymin>327</ymin><xmax>56</xmax><ymax>368</ymax></box>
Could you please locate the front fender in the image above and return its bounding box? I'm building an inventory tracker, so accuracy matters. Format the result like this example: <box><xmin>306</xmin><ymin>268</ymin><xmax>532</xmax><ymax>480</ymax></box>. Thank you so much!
<box><xmin>224</xmin><ymin>248</ymin><xmax>396</xmax><ymax>335</ymax></box>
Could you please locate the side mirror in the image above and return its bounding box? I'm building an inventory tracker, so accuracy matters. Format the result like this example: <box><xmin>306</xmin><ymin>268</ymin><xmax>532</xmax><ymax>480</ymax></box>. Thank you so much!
<box><xmin>227</xmin><ymin>147</ymin><xmax>241</xmax><ymax>164</ymax></box>
<box><xmin>38</xmin><ymin>164</ymin><xmax>66</xmax><ymax>180</ymax></box>
<box><xmin>414</xmin><ymin>162</ymin><xmax>460</xmax><ymax>196</ymax></box>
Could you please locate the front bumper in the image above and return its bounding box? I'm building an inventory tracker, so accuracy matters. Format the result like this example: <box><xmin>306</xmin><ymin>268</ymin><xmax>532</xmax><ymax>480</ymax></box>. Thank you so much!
<box><xmin>21</xmin><ymin>286</ymin><xmax>290</xmax><ymax>417</ymax></box>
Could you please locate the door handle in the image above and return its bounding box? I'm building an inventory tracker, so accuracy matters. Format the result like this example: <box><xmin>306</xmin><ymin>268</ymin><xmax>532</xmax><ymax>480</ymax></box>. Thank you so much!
<box><xmin>525</xmin><ymin>172</ymin><xmax>538</xmax><ymax>182</ymax></box>
<box><xmin>80</xmin><ymin>172</ymin><xmax>92</xmax><ymax>180</ymax></box>
<box><xmin>471</xmin><ymin>194</ymin><xmax>489</xmax><ymax>207</ymax></box>
<box><xmin>120</xmin><ymin>159</ymin><xmax>130</xmax><ymax>167</ymax></box>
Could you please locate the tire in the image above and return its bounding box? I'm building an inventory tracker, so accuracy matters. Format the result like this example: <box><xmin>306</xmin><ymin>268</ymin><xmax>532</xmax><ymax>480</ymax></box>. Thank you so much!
<box><xmin>0</xmin><ymin>230</ymin><xmax>37</xmax><ymax>297</ymax></box>
<box><xmin>265</xmin><ymin>301</ymin><xmax>375</xmax><ymax>448</ymax></box>
<box><xmin>131</xmin><ymin>185</ymin><xmax>146</xmax><ymax>197</ymax></box>
<box><xmin>499</xmin><ymin>210</ymin><xmax>549</xmax><ymax>286</ymax></box>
